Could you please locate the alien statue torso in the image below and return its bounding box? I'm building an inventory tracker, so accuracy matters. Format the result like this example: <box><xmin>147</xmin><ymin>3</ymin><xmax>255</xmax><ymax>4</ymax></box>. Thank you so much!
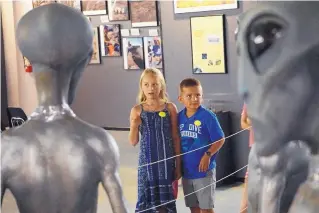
<box><xmin>1</xmin><ymin>110</ymin><xmax>123</xmax><ymax>213</ymax></box>
<box><xmin>237</xmin><ymin>1</ymin><xmax>319</xmax><ymax>213</ymax></box>
<box><xmin>1</xmin><ymin>3</ymin><xmax>128</xmax><ymax>213</ymax></box>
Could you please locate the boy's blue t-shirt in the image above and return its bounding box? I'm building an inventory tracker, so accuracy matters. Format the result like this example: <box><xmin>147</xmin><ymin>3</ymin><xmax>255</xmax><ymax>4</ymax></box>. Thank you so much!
<box><xmin>178</xmin><ymin>105</ymin><xmax>224</xmax><ymax>179</ymax></box>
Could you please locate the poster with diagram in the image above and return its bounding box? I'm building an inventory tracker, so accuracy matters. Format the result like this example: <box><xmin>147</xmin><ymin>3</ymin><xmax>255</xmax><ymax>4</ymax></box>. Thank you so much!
<box><xmin>174</xmin><ymin>0</ymin><xmax>237</xmax><ymax>14</ymax></box>
<box><xmin>191</xmin><ymin>15</ymin><xmax>227</xmax><ymax>74</ymax></box>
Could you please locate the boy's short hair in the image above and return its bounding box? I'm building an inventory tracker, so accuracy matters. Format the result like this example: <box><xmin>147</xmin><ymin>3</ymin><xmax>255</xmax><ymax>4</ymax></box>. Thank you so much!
<box><xmin>179</xmin><ymin>78</ymin><xmax>201</xmax><ymax>93</ymax></box>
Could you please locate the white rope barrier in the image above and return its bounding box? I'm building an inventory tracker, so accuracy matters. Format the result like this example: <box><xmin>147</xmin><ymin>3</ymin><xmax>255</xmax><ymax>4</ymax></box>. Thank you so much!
<box><xmin>134</xmin><ymin>126</ymin><xmax>252</xmax><ymax>212</ymax></box>
<box><xmin>138</xmin><ymin>126</ymin><xmax>251</xmax><ymax>168</ymax></box>
<box><xmin>240</xmin><ymin>207</ymin><xmax>248</xmax><ymax>213</ymax></box>
<box><xmin>136</xmin><ymin>164</ymin><xmax>248</xmax><ymax>213</ymax></box>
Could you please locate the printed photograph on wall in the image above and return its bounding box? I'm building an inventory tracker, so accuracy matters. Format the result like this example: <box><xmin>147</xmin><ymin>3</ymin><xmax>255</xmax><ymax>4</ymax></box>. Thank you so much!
<box><xmin>56</xmin><ymin>0</ymin><xmax>81</xmax><ymax>10</ymax></box>
<box><xmin>90</xmin><ymin>27</ymin><xmax>102</xmax><ymax>64</ymax></box>
<box><xmin>107</xmin><ymin>0</ymin><xmax>129</xmax><ymax>21</ymax></box>
<box><xmin>129</xmin><ymin>0</ymin><xmax>158</xmax><ymax>27</ymax></box>
<box><xmin>123</xmin><ymin>37</ymin><xmax>145</xmax><ymax>70</ymax></box>
<box><xmin>99</xmin><ymin>24</ymin><xmax>121</xmax><ymax>57</ymax></box>
<box><xmin>143</xmin><ymin>36</ymin><xmax>162</xmax><ymax>69</ymax></box>
<box><xmin>174</xmin><ymin>0</ymin><xmax>238</xmax><ymax>14</ymax></box>
<box><xmin>32</xmin><ymin>0</ymin><xmax>55</xmax><ymax>8</ymax></box>
<box><xmin>190</xmin><ymin>15</ymin><xmax>227</xmax><ymax>74</ymax></box>
<box><xmin>81</xmin><ymin>0</ymin><xmax>107</xmax><ymax>16</ymax></box>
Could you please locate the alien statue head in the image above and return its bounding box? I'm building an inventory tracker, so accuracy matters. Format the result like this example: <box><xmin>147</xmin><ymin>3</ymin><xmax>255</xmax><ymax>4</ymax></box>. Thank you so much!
<box><xmin>237</xmin><ymin>1</ymin><xmax>319</xmax><ymax>156</ymax></box>
<box><xmin>236</xmin><ymin>1</ymin><xmax>319</xmax><ymax>213</ymax></box>
<box><xmin>16</xmin><ymin>3</ymin><xmax>93</xmax><ymax>105</ymax></box>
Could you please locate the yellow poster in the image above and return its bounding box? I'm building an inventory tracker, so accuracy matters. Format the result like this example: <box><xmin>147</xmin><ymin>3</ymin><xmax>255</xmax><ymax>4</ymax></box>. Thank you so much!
<box><xmin>174</xmin><ymin>0</ymin><xmax>237</xmax><ymax>14</ymax></box>
<box><xmin>191</xmin><ymin>15</ymin><xmax>226</xmax><ymax>74</ymax></box>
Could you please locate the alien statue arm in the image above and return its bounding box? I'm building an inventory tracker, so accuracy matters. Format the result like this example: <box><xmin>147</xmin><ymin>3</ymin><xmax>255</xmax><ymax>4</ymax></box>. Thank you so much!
<box><xmin>101</xmin><ymin>131</ymin><xmax>129</xmax><ymax>213</ymax></box>
<box><xmin>1</xmin><ymin>154</ymin><xmax>7</xmax><ymax>205</ymax></box>
<box><xmin>1</xmin><ymin>135</ymin><xmax>11</xmax><ymax>205</ymax></box>
<box><xmin>1</xmin><ymin>181</ymin><xmax>5</xmax><ymax>205</ymax></box>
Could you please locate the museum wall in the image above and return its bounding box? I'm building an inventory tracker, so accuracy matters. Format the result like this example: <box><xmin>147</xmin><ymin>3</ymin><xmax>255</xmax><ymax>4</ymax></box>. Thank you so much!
<box><xmin>1</xmin><ymin>1</ymin><xmax>257</xmax><ymax>177</ymax></box>
<box><xmin>72</xmin><ymin>1</ymin><xmax>257</xmax><ymax>126</ymax></box>
<box><xmin>71</xmin><ymin>1</ymin><xmax>258</xmax><ymax>177</ymax></box>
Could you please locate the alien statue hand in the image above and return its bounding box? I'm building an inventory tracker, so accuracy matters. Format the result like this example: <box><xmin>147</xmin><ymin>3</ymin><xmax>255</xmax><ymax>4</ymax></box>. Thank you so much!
<box><xmin>248</xmin><ymin>141</ymin><xmax>310</xmax><ymax>213</ymax></box>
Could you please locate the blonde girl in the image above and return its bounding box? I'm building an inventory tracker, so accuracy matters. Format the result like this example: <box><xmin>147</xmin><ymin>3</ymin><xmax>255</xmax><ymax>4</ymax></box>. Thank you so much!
<box><xmin>129</xmin><ymin>68</ymin><xmax>181</xmax><ymax>213</ymax></box>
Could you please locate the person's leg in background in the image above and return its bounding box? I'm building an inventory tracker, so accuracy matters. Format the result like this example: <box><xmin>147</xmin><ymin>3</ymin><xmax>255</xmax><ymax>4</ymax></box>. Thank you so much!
<box><xmin>239</xmin><ymin>170</ymin><xmax>249</xmax><ymax>213</ymax></box>
<box><xmin>240</xmin><ymin>103</ymin><xmax>253</xmax><ymax>213</ymax></box>
<box><xmin>191</xmin><ymin>207</ymin><xmax>201</xmax><ymax>213</ymax></box>
<box><xmin>201</xmin><ymin>209</ymin><xmax>214</xmax><ymax>213</ymax></box>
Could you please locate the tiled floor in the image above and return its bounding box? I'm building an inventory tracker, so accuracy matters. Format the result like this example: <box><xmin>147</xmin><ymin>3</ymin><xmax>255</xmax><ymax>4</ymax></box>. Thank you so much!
<box><xmin>1</xmin><ymin>131</ymin><xmax>245</xmax><ymax>213</ymax></box>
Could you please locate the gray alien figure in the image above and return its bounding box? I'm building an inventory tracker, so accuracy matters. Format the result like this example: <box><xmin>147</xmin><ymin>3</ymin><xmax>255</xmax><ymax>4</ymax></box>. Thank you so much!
<box><xmin>1</xmin><ymin>4</ymin><xmax>128</xmax><ymax>213</ymax></box>
<box><xmin>236</xmin><ymin>1</ymin><xmax>319</xmax><ymax>213</ymax></box>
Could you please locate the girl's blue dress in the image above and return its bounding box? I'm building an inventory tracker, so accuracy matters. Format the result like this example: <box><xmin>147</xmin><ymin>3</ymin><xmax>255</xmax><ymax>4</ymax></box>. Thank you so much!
<box><xmin>135</xmin><ymin>104</ymin><xmax>177</xmax><ymax>213</ymax></box>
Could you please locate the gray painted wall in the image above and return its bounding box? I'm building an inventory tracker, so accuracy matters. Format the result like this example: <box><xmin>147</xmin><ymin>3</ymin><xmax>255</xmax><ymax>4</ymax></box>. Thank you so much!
<box><xmin>72</xmin><ymin>0</ymin><xmax>258</xmax><ymax>177</ymax></box>
<box><xmin>71</xmin><ymin>16</ymin><xmax>159</xmax><ymax>128</ymax></box>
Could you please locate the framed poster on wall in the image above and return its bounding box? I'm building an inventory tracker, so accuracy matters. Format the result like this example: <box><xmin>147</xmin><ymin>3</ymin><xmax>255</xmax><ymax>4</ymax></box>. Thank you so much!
<box><xmin>99</xmin><ymin>24</ymin><xmax>122</xmax><ymax>57</ymax></box>
<box><xmin>123</xmin><ymin>37</ymin><xmax>145</xmax><ymax>70</ymax></box>
<box><xmin>89</xmin><ymin>27</ymin><xmax>102</xmax><ymax>64</ymax></box>
<box><xmin>129</xmin><ymin>0</ymin><xmax>158</xmax><ymax>27</ymax></box>
<box><xmin>81</xmin><ymin>0</ymin><xmax>107</xmax><ymax>16</ymax></box>
<box><xmin>174</xmin><ymin>0</ymin><xmax>238</xmax><ymax>14</ymax></box>
<box><xmin>190</xmin><ymin>15</ymin><xmax>227</xmax><ymax>74</ymax></box>
<box><xmin>56</xmin><ymin>0</ymin><xmax>81</xmax><ymax>10</ymax></box>
<box><xmin>32</xmin><ymin>0</ymin><xmax>55</xmax><ymax>8</ymax></box>
<box><xmin>143</xmin><ymin>36</ymin><xmax>163</xmax><ymax>69</ymax></box>
<box><xmin>107</xmin><ymin>0</ymin><xmax>129</xmax><ymax>21</ymax></box>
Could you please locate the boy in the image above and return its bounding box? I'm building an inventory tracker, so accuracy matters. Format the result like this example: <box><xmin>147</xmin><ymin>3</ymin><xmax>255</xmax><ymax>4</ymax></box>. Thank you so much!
<box><xmin>178</xmin><ymin>78</ymin><xmax>225</xmax><ymax>213</ymax></box>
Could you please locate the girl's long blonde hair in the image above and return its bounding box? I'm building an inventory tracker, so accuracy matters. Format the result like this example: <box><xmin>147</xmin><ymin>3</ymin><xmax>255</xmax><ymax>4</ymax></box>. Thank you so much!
<box><xmin>137</xmin><ymin>68</ymin><xmax>169</xmax><ymax>104</ymax></box>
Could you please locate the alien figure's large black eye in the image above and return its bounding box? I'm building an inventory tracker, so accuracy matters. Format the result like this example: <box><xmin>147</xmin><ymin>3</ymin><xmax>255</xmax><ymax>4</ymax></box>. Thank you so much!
<box><xmin>247</xmin><ymin>15</ymin><xmax>286</xmax><ymax>74</ymax></box>
<box><xmin>248</xmin><ymin>17</ymin><xmax>283</xmax><ymax>58</ymax></box>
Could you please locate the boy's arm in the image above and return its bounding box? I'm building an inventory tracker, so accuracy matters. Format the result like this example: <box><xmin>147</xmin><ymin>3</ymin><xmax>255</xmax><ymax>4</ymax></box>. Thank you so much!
<box><xmin>206</xmin><ymin>112</ymin><xmax>225</xmax><ymax>155</ymax></box>
<box><xmin>168</xmin><ymin>103</ymin><xmax>182</xmax><ymax>180</ymax></box>
<box><xmin>199</xmin><ymin>113</ymin><xmax>225</xmax><ymax>172</ymax></box>
<box><xmin>206</xmin><ymin>137</ymin><xmax>225</xmax><ymax>156</ymax></box>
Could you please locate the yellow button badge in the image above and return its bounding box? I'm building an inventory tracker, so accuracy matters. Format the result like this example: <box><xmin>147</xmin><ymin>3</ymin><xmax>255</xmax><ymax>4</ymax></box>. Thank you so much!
<box><xmin>159</xmin><ymin>111</ymin><xmax>166</xmax><ymax>118</ymax></box>
<box><xmin>194</xmin><ymin>120</ymin><xmax>201</xmax><ymax>126</ymax></box>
